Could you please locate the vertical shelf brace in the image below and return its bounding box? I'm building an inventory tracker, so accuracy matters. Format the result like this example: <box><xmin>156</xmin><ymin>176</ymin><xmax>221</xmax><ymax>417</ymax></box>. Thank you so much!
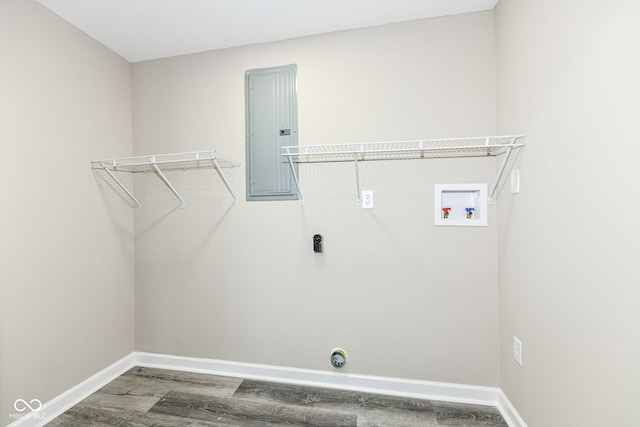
<box><xmin>99</xmin><ymin>162</ymin><xmax>142</xmax><ymax>208</ymax></box>
<box><xmin>488</xmin><ymin>137</ymin><xmax>516</xmax><ymax>204</ymax></box>
<box><xmin>151</xmin><ymin>160</ymin><xmax>186</xmax><ymax>208</ymax></box>
<box><xmin>354</xmin><ymin>145</ymin><xmax>362</xmax><ymax>204</ymax></box>
<box><xmin>286</xmin><ymin>153</ymin><xmax>304</xmax><ymax>205</ymax></box>
<box><xmin>212</xmin><ymin>158</ymin><xmax>238</xmax><ymax>205</ymax></box>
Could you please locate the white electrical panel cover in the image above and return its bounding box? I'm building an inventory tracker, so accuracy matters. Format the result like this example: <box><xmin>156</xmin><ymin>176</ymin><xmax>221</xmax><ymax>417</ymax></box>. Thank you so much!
<box><xmin>434</xmin><ymin>183</ymin><xmax>488</xmax><ymax>227</ymax></box>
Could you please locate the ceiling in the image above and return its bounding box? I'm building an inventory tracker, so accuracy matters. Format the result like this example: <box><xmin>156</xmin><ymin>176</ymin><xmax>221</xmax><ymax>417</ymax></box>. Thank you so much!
<box><xmin>36</xmin><ymin>0</ymin><xmax>499</xmax><ymax>63</ymax></box>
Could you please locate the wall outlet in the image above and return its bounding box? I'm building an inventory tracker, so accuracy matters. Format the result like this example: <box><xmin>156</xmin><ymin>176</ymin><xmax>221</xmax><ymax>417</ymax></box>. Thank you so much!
<box><xmin>513</xmin><ymin>336</ymin><xmax>523</xmax><ymax>366</ymax></box>
<box><xmin>361</xmin><ymin>190</ymin><xmax>374</xmax><ymax>209</ymax></box>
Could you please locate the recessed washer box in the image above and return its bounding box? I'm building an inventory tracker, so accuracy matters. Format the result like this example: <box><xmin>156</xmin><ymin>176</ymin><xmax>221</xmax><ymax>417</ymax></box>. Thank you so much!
<box><xmin>434</xmin><ymin>183</ymin><xmax>488</xmax><ymax>227</ymax></box>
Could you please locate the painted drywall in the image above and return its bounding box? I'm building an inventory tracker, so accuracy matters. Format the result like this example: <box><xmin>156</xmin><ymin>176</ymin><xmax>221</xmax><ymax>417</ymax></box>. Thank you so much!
<box><xmin>133</xmin><ymin>11</ymin><xmax>501</xmax><ymax>387</ymax></box>
<box><xmin>496</xmin><ymin>0</ymin><xmax>640</xmax><ymax>425</ymax></box>
<box><xmin>0</xmin><ymin>1</ymin><xmax>134</xmax><ymax>425</ymax></box>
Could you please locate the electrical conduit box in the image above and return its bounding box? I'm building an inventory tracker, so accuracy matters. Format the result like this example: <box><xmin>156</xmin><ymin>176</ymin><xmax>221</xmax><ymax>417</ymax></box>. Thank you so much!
<box><xmin>434</xmin><ymin>183</ymin><xmax>488</xmax><ymax>227</ymax></box>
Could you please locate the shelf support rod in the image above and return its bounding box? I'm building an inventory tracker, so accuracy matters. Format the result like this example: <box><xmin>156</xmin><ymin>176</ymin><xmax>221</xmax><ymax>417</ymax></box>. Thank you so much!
<box><xmin>287</xmin><ymin>155</ymin><xmax>304</xmax><ymax>205</ymax></box>
<box><xmin>488</xmin><ymin>138</ymin><xmax>515</xmax><ymax>204</ymax></box>
<box><xmin>354</xmin><ymin>149</ymin><xmax>361</xmax><ymax>204</ymax></box>
<box><xmin>99</xmin><ymin>162</ymin><xmax>142</xmax><ymax>208</ymax></box>
<box><xmin>151</xmin><ymin>162</ymin><xmax>186</xmax><ymax>208</ymax></box>
<box><xmin>212</xmin><ymin>158</ymin><xmax>238</xmax><ymax>205</ymax></box>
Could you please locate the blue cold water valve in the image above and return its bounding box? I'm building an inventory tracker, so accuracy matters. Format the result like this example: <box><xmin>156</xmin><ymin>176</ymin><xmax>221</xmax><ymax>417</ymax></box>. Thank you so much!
<box><xmin>465</xmin><ymin>208</ymin><xmax>475</xmax><ymax>219</ymax></box>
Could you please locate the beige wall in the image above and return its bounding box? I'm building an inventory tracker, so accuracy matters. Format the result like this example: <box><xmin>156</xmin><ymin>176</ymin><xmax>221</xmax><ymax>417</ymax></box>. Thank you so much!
<box><xmin>2</xmin><ymin>2</ymin><xmax>637</xmax><ymax>424</ymax></box>
<box><xmin>133</xmin><ymin>11</ymin><xmax>501</xmax><ymax>387</ymax></box>
<box><xmin>0</xmin><ymin>1</ymin><xmax>134</xmax><ymax>425</ymax></box>
<box><xmin>496</xmin><ymin>0</ymin><xmax>640</xmax><ymax>425</ymax></box>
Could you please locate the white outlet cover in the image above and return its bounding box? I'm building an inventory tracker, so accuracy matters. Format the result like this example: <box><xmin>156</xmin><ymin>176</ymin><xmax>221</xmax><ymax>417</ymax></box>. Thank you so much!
<box><xmin>362</xmin><ymin>190</ymin><xmax>374</xmax><ymax>209</ymax></box>
<box><xmin>510</xmin><ymin>169</ymin><xmax>520</xmax><ymax>194</ymax></box>
<box><xmin>513</xmin><ymin>336</ymin><xmax>523</xmax><ymax>366</ymax></box>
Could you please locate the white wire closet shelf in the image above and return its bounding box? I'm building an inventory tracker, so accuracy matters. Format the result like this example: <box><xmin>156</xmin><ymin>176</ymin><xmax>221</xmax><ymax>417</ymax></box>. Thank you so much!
<box><xmin>92</xmin><ymin>150</ymin><xmax>240</xmax><ymax>208</ymax></box>
<box><xmin>281</xmin><ymin>135</ymin><xmax>525</xmax><ymax>205</ymax></box>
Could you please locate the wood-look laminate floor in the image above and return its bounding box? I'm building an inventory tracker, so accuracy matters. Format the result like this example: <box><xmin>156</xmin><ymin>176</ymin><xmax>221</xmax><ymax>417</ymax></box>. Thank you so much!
<box><xmin>46</xmin><ymin>367</ymin><xmax>508</xmax><ymax>426</ymax></box>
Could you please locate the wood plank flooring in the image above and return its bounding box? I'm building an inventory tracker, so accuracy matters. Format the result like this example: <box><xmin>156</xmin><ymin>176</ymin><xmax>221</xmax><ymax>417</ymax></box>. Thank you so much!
<box><xmin>46</xmin><ymin>367</ymin><xmax>507</xmax><ymax>426</ymax></box>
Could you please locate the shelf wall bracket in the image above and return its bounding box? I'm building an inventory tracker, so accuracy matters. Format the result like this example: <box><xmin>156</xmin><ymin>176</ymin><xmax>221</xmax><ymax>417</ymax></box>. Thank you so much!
<box><xmin>354</xmin><ymin>146</ymin><xmax>362</xmax><ymax>204</ymax></box>
<box><xmin>488</xmin><ymin>137</ymin><xmax>516</xmax><ymax>205</ymax></box>
<box><xmin>286</xmin><ymin>154</ymin><xmax>304</xmax><ymax>205</ymax></box>
<box><xmin>150</xmin><ymin>160</ymin><xmax>186</xmax><ymax>208</ymax></box>
<box><xmin>99</xmin><ymin>162</ymin><xmax>142</xmax><ymax>208</ymax></box>
<box><xmin>212</xmin><ymin>158</ymin><xmax>239</xmax><ymax>205</ymax></box>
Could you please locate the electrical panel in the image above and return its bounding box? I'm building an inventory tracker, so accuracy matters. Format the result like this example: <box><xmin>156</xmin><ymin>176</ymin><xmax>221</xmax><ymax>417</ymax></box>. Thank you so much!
<box><xmin>245</xmin><ymin>64</ymin><xmax>298</xmax><ymax>201</ymax></box>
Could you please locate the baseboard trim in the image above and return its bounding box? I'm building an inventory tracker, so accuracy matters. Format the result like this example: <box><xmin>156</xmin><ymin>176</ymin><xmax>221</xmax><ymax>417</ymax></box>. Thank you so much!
<box><xmin>7</xmin><ymin>353</ymin><xmax>136</xmax><ymax>427</ymax></box>
<box><xmin>497</xmin><ymin>390</ymin><xmax>528</xmax><ymax>427</ymax></box>
<box><xmin>135</xmin><ymin>352</ymin><xmax>498</xmax><ymax>405</ymax></box>
<box><xmin>11</xmin><ymin>351</ymin><xmax>527</xmax><ymax>427</ymax></box>
<box><xmin>136</xmin><ymin>352</ymin><xmax>527</xmax><ymax>426</ymax></box>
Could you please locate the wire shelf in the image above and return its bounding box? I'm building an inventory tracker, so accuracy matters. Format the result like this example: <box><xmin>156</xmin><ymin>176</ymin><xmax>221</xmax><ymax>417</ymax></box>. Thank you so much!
<box><xmin>91</xmin><ymin>151</ymin><xmax>239</xmax><ymax>173</ymax></box>
<box><xmin>281</xmin><ymin>135</ymin><xmax>525</xmax><ymax>205</ymax></box>
<box><xmin>92</xmin><ymin>150</ymin><xmax>240</xmax><ymax>208</ymax></box>
<box><xmin>282</xmin><ymin>135</ymin><xmax>524</xmax><ymax>163</ymax></box>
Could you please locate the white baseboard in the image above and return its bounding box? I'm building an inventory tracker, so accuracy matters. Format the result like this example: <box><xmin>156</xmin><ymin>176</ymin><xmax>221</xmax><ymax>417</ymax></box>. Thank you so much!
<box><xmin>7</xmin><ymin>353</ymin><xmax>136</xmax><ymax>427</ymax></box>
<box><xmin>9</xmin><ymin>351</ymin><xmax>527</xmax><ymax>427</ymax></box>
<box><xmin>497</xmin><ymin>390</ymin><xmax>528</xmax><ymax>427</ymax></box>
<box><xmin>135</xmin><ymin>352</ymin><xmax>500</xmax><ymax>406</ymax></box>
<box><xmin>137</xmin><ymin>352</ymin><xmax>526</xmax><ymax>426</ymax></box>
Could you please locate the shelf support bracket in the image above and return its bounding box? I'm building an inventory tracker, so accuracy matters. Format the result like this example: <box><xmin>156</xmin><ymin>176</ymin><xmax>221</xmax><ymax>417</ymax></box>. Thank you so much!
<box><xmin>488</xmin><ymin>137</ymin><xmax>516</xmax><ymax>204</ymax></box>
<box><xmin>354</xmin><ymin>150</ymin><xmax>361</xmax><ymax>204</ymax></box>
<box><xmin>151</xmin><ymin>161</ymin><xmax>186</xmax><ymax>208</ymax></box>
<box><xmin>286</xmin><ymin>155</ymin><xmax>304</xmax><ymax>205</ymax></box>
<box><xmin>99</xmin><ymin>162</ymin><xmax>142</xmax><ymax>208</ymax></box>
<box><xmin>212</xmin><ymin>158</ymin><xmax>239</xmax><ymax>205</ymax></box>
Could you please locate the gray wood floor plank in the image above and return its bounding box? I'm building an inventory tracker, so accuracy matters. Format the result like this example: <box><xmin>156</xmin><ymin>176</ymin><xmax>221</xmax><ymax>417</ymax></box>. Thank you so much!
<box><xmin>433</xmin><ymin>401</ymin><xmax>508</xmax><ymax>426</ymax></box>
<box><xmin>356</xmin><ymin>408</ymin><xmax>440</xmax><ymax>427</ymax></box>
<box><xmin>76</xmin><ymin>389</ymin><xmax>164</xmax><ymax>413</ymax></box>
<box><xmin>101</xmin><ymin>372</ymin><xmax>171</xmax><ymax>396</ymax></box>
<box><xmin>124</xmin><ymin>367</ymin><xmax>243</xmax><ymax>398</ymax></box>
<box><xmin>45</xmin><ymin>405</ymin><xmax>228</xmax><ymax>426</ymax></box>
<box><xmin>233</xmin><ymin>380</ymin><xmax>434</xmax><ymax>413</ymax></box>
<box><xmin>149</xmin><ymin>390</ymin><xmax>357</xmax><ymax>426</ymax></box>
<box><xmin>233</xmin><ymin>380</ymin><xmax>439</xmax><ymax>427</ymax></box>
<box><xmin>46</xmin><ymin>367</ymin><xmax>508</xmax><ymax>426</ymax></box>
